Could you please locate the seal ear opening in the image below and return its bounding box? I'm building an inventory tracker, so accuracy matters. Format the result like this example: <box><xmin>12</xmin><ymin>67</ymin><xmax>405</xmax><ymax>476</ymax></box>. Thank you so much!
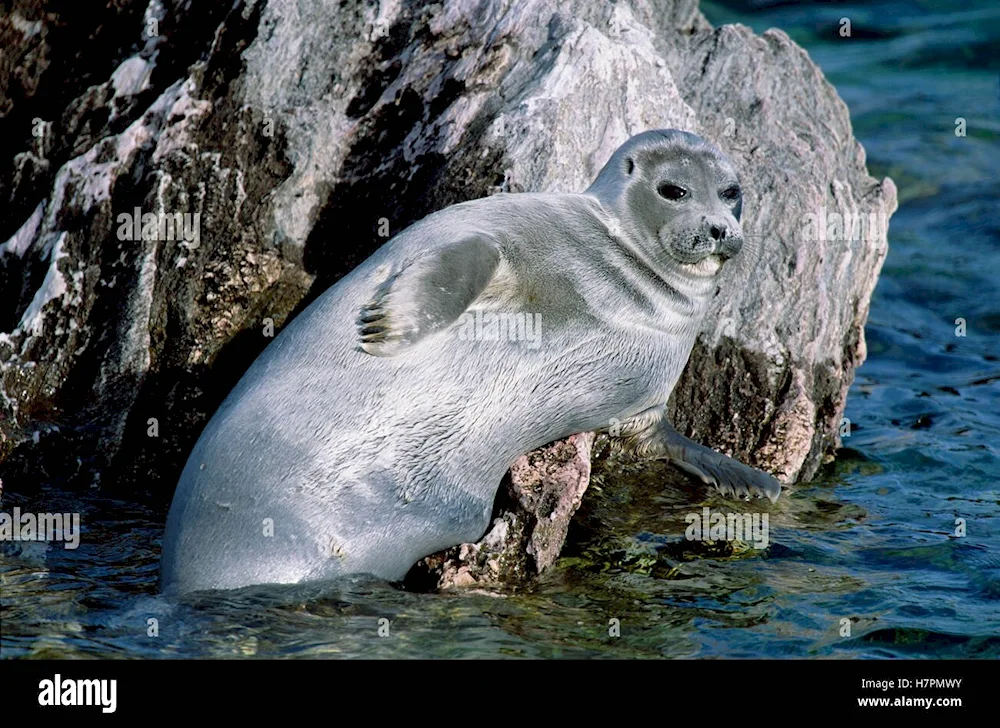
<box><xmin>625</xmin><ymin>157</ymin><xmax>635</xmax><ymax>176</ymax></box>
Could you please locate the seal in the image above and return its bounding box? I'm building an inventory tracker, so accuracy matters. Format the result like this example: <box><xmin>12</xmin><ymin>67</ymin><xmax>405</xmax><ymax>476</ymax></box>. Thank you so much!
<box><xmin>160</xmin><ymin>129</ymin><xmax>781</xmax><ymax>594</ymax></box>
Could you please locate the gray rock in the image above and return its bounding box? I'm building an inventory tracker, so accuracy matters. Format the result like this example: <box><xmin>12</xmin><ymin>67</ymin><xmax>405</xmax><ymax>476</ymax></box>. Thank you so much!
<box><xmin>669</xmin><ymin>25</ymin><xmax>896</xmax><ymax>482</ymax></box>
<box><xmin>406</xmin><ymin>432</ymin><xmax>594</xmax><ymax>590</ymax></box>
<box><xmin>0</xmin><ymin>0</ymin><xmax>894</xmax><ymax>585</ymax></box>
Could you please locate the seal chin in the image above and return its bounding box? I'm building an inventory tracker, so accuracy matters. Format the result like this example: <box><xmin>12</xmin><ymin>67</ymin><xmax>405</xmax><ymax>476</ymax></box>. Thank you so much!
<box><xmin>678</xmin><ymin>253</ymin><xmax>723</xmax><ymax>278</ymax></box>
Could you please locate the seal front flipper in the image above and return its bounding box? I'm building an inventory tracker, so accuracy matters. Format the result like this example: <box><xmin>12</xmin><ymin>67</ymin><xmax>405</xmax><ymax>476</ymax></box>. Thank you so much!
<box><xmin>616</xmin><ymin>411</ymin><xmax>782</xmax><ymax>503</ymax></box>
<box><xmin>358</xmin><ymin>235</ymin><xmax>500</xmax><ymax>356</ymax></box>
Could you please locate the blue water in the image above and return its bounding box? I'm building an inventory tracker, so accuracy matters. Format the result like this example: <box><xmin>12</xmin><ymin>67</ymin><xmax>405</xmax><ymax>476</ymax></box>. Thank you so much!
<box><xmin>2</xmin><ymin>1</ymin><xmax>998</xmax><ymax>658</ymax></box>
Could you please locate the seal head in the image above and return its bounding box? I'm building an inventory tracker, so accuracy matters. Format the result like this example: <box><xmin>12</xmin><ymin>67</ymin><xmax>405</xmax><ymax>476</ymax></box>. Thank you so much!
<box><xmin>586</xmin><ymin>130</ymin><xmax>744</xmax><ymax>280</ymax></box>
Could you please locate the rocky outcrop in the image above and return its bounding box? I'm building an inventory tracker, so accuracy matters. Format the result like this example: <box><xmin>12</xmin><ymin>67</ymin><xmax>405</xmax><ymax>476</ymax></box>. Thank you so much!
<box><xmin>0</xmin><ymin>0</ymin><xmax>894</xmax><ymax>585</ymax></box>
<box><xmin>406</xmin><ymin>432</ymin><xmax>594</xmax><ymax>589</ymax></box>
<box><xmin>667</xmin><ymin>25</ymin><xmax>896</xmax><ymax>482</ymax></box>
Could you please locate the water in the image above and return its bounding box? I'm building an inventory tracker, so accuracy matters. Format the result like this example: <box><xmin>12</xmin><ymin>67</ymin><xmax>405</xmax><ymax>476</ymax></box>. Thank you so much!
<box><xmin>2</xmin><ymin>1</ymin><xmax>999</xmax><ymax>659</ymax></box>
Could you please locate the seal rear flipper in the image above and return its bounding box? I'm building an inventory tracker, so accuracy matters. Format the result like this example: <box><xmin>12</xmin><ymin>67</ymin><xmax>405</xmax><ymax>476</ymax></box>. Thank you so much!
<box><xmin>665</xmin><ymin>442</ymin><xmax>782</xmax><ymax>503</ymax></box>
<box><xmin>617</xmin><ymin>414</ymin><xmax>781</xmax><ymax>503</ymax></box>
<box><xmin>657</xmin><ymin>424</ymin><xmax>781</xmax><ymax>503</ymax></box>
<box><xmin>357</xmin><ymin>235</ymin><xmax>501</xmax><ymax>356</ymax></box>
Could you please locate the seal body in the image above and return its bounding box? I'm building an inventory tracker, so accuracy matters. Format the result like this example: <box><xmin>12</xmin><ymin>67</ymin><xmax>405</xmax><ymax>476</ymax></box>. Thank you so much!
<box><xmin>161</xmin><ymin>130</ymin><xmax>777</xmax><ymax>594</ymax></box>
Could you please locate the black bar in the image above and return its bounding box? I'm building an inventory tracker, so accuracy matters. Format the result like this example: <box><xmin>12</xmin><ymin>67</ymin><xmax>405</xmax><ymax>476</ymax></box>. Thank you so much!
<box><xmin>2</xmin><ymin>659</ymin><xmax>988</xmax><ymax>719</ymax></box>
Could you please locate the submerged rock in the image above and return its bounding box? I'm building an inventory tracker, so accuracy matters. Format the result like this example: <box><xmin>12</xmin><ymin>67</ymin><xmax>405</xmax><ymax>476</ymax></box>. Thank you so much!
<box><xmin>0</xmin><ymin>0</ymin><xmax>894</xmax><ymax>587</ymax></box>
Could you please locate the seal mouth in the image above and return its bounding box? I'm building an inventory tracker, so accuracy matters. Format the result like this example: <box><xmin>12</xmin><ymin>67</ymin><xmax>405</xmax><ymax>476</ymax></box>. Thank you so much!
<box><xmin>679</xmin><ymin>253</ymin><xmax>723</xmax><ymax>277</ymax></box>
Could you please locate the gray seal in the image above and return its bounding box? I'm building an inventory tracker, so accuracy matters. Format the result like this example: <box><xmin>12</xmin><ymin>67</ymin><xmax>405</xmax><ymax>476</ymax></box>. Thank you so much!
<box><xmin>160</xmin><ymin>129</ymin><xmax>780</xmax><ymax>594</ymax></box>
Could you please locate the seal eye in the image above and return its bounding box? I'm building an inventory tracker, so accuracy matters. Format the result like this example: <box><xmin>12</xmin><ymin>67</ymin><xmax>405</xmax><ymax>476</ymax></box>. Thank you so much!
<box><xmin>657</xmin><ymin>183</ymin><xmax>687</xmax><ymax>200</ymax></box>
<box><xmin>721</xmin><ymin>186</ymin><xmax>741</xmax><ymax>202</ymax></box>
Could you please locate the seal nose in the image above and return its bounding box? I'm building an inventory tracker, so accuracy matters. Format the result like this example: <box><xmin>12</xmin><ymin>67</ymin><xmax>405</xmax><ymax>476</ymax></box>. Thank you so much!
<box><xmin>704</xmin><ymin>218</ymin><xmax>742</xmax><ymax>259</ymax></box>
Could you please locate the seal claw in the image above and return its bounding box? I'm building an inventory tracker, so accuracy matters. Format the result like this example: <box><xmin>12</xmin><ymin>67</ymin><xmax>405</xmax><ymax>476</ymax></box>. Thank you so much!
<box><xmin>354</xmin><ymin>235</ymin><xmax>500</xmax><ymax>357</ymax></box>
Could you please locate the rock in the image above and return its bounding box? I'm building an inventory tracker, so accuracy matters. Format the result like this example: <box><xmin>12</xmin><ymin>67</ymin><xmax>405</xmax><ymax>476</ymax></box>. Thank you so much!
<box><xmin>666</xmin><ymin>25</ymin><xmax>896</xmax><ymax>483</ymax></box>
<box><xmin>0</xmin><ymin>0</ymin><xmax>894</xmax><ymax>584</ymax></box>
<box><xmin>405</xmin><ymin>432</ymin><xmax>594</xmax><ymax>590</ymax></box>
